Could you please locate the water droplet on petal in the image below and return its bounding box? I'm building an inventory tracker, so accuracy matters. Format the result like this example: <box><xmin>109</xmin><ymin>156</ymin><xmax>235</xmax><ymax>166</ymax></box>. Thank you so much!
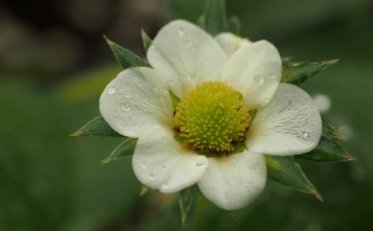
<box><xmin>161</xmin><ymin>164</ymin><xmax>167</xmax><ymax>171</ymax></box>
<box><xmin>302</xmin><ymin>131</ymin><xmax>309</xmax><ymax>138</ymax></box>
<box><xmin>261</xmin><ymin>97</ymin><xmax>270</xmax><ymax>107</ymax></box>
<box><xmin>195</xmin><ymin>156</ymin><xmax>207</xmax><ymax>167</ymax></box>
<box><xmin>287</xmin><ymin>100</ymin><xmax>292</xmax><ymax>107</ymax></box>
<box><xmin>161</xmin><ymin>184</ymin><xmax>169</xmax><ymax>191</ymax></box>
<box><xmin>178</xmin><ymin>28</ymin><xmax>185</xmax><ymax>36</ymax></box>
<box><xmin>148</xmin><ymin>173</ymin><xmax>155</xmax><ymax>181</ymax></box>
<box><xmin>120</xmin><ymin>104</ymin><xmax>130</xmax><ymax>112</ymax></box>
<box><xmin>107</xmin><ymin>87</ymin><xmax>116</xmax><ymax>95</ymax></box>
<box><xmin>254</xmin><ymin>74</ymin><xmax>264</xmax><ymax>85</ymax></box>
<box><xmin>270</xmin><ymin>74</ymin><xmax>277</xmax><ymax>80</ymax></box>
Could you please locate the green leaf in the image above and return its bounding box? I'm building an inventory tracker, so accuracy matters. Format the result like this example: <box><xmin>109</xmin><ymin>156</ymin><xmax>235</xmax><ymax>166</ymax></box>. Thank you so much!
<box><xmin>265</xmin><ymin>155</ymin><xmax>322</xmax><ymax>201</ymax></box>
<box><xmin>198</xmin><ymin>0</ymin><xmax>227</xmax><ymax>35</ymax></box>
<box><xmin>179</xmin><ymin>186</ymin><xmax>198</xmax><ymax>226</ymax></box>
<box><xmin>296</xmin><ymin>137</ymin><xmax>355</xmax><ymax>162</ymax></box>
<box><xmin>104</xmin><ymin>35</ymin><xmax>150</xmax><ymax>69</ymax></box>
<box><xmin>141</xmin><ymin>29</ymin><xmax>152</xmax><ymax>52</ymax></box>
<box><xmin>101</xmin><ymin>137</ymin><xmax>138</xmax><ymax>164</ymax></box>
<box><xmin>281</xmin><ymin>59</ymin><xmax>338</xmax><ymax>85</ymax></box>
<box><xmin>71</xmin><ymin>115</ymin><xmax>121</xmax><ymax>137</ymax></box>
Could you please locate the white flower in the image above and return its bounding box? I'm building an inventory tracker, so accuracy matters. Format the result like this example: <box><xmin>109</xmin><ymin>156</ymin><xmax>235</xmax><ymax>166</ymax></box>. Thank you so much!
<box><xmin>99</xmin><ymin>20</ymin><xmax>322</xmax><ymax>210</ymax></box>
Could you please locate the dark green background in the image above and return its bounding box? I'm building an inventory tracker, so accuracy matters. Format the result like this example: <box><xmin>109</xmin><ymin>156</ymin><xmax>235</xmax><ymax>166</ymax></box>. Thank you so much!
<box><xmin>1</xmin><ymin>0</ymin><xmax>372</xmax><ymax>230</ymax></box>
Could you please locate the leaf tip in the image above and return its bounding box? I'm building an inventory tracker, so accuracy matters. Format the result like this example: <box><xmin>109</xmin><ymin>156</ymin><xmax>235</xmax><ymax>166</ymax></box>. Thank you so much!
<box><xmin>327</xmin><ymin>59</ymin><xmax>339</xmax><ymax>65</ymax></box>
<box><xmin>101</xmin><ymin>157</ymin><xmax>112</xmax><ymax>165</ymax></box>
<box><xmin>140</xmin><ymin>28</ymin><xmax>147</xmax><ymax>38</ymax></box>
<box><xmin>70</xmin><ymin>130</ymin><xmax>82</xmax><ymax>137</ymax></box>
<box><xmin>345</xmin><ymin>155</ymin><xmax>357</xmax><ymax>161</ymax></box>
<box><xmin>312</xmin><ymin>190</ymin><xmax>324</xmax><ymax>202</ymax></box>
<box><xmin>103</xmin><ymin>34</ymin><xmax>115</xmax><ymax>48</ymax></box>
<box><xmin>102</xmin><ymin>34</ymin><xmax>109</xmax><ymax>41</ymax></box>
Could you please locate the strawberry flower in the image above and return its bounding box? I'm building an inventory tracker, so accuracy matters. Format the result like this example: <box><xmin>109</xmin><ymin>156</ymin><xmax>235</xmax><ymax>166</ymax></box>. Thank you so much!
<box><xmin>99</xmin><ymin>20</ymin><xmax>322</xmax><ymax>210</ymax></box>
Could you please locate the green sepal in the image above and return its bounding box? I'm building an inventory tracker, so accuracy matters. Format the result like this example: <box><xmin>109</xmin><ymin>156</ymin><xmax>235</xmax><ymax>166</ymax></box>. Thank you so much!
<box><xmin>226</xmin><ymin>16</ymin><xmax>241</xmax><ymax>35</ymax></box>
<box><xmin>296</xmin><ymin>137</ymin><xmax>355</xmax><ymax>162</ymax></box>
<box><xmin>198</xmin><ymin>0</ymin><xmax>227</xmax><ymax>35</ymax></box>
<box><xmin>101</xmin><ymin>137</ymin><xmax>138</xmax><ymax>164</ymax></box>
<box><xmin>265</xmin><ymin>155</ymin><xmax>322</xmax><ymax>201</ymax></box>
<box><xmin>281</xmin><ymin>59</ymin><xmax>338</xmax><ymax>85</ymax></box>
<box><xmin>141</xmin><ymin>29</ymin><xmax>152</xmax><ymax>52</ymax></box>
<box><xmin>296</xmin><ymin>117</ymin><xmax>355</xmax><ymax>162</ymax></box>
<box><xmin>198</xmin><ymin>0</ymin><xmax>241</xmax><ymax>35</ymax></box>
<box><xmin>179</xmin><ymin>186</ymin><xmax>198</xmax><ymax>226</ymax></box>
<box><xmin>169</xmin><ymin>90</ymin><xmax>181</xmax><ymax>111</ymax></box>
<box><xmin>321</xmin><ymin>118</ymin><xmax>343</xmax><ymax>140</ymax></box>
<box><xmin>104</xmin><ymin>35</ymin><xmax>150</xmax><ymax>69</ymax></box>
<box><xmin>71</xmin><ymin>115</ymin><xmax>121</xmax><ymax>137</ymax></box>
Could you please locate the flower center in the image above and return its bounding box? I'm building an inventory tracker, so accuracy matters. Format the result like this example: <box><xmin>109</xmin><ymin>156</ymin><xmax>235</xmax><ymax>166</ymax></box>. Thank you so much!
<box><xmin>174</xmin><ymin>81</ymin><xmax>251</xmax><ymax>156</ymax></box>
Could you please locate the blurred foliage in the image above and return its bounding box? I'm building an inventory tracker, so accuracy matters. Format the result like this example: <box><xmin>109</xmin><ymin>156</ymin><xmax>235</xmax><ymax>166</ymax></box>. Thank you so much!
<box><xmin>1</xmin><ymin>0</ymin><xmax>373</xmax><ymax>230</ymax></box>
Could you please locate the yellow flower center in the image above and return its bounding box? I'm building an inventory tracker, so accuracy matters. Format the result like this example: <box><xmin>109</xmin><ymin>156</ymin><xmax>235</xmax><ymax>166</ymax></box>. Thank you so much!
<box><xmin>174</xmin><ymin>81</ymin><xmax>251</xmax><ymax>156</ymax></box>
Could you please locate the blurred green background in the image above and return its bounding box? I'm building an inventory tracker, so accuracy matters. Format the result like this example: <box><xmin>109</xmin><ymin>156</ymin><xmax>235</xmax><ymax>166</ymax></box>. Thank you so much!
<box><xmin>1</xmin><ymin>0</ymin><xmax>372</xmax><ymax>230</ymax></box>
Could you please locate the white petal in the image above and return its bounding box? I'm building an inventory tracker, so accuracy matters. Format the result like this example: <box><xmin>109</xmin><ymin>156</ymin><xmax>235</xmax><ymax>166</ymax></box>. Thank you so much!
<box><xmin>147</xmin><ymin>20</ymin><xmax>227</xmax><ymax>95</ymax></box>
<box><xmin>222</xmin><ymin>40</ymin><xmax>282</xmax><ymax>109</ymax></box>
<box><xmin>246</xmin><ymin>83</ymin><xmax>322</xmax><ymax>155</ymax></box>
<box><xmin>132</xmin><ymin>126</ymin><xmax>208</xmax><ymax>193</ymax></box>
<box><xmin>214</xmin><ymin>32</ymin><xmax>251</xmax><ymax>56</ymax></box>
<box><xmin>198</xmin><ymin>152</ymin><xmax>266</xmax><ymax>210</ymax></box>
<box><xmin>99</xmin><ymin>67</ymin><xmax>173</xmax><ymax>137</ymax></box>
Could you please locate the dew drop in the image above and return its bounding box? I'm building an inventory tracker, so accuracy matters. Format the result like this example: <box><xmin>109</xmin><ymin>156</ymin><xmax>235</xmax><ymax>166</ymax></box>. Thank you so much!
<box><xmin>261</xmin><ymin>97</ymin><xmax>270</xmax><ymax>106</ymax></box>
<box><xmin>287</xmin><ymin>100</ymin><xmax>292</xmax><ymax>107</ymax></box>
<box><xmin>178</xmin><ymin>28</ymin><xmax>185</xmax><ymax>36</ymax></box>
<box><xmin>161</xmin><ymin>164</ymin><xmax>167</xmax><ymax>171</ymax></box>
<box><xmin>107</xmin><ymin>87</ymin><xmax>116</xmax><ymax>95</ymax></box>
<box><xmin>161</xmin><ymin>184</ymin><xmax>169</xmax><ymax>191</ymax></box>
<box><xmin>254</xmin><ymin>74</ymin><xmax>264</xmax><ymax>85</ymax></box>
<box><xmin>302</xmin><ymin>131</ymin><xmax>309</xmax><ymax>138</ymax></box>
<box><xmin>270</xmin><ymin>74</ymin><xmax>277</xmax><ymax>80</ymax></box>
<box><xmin>195</xmin><ymin>156</ymin><xmax>207</xmax><ymax>167</ymax></box>
<box><xmin>149</xmin><ymin>173</ymin><xmax>155</xmax><ymax>181</ymax></box>
<box><xmin>186</xmin><ymin>39</ymin><xmax>194</xmax><ymax>49</ymax></box>
<box><xmin>120</xmin><ymin>104</ymin><xmax>130</xmax><ymax>112</ymax></box>
<box><xmin>139</xmin><ymin>163</ymin><xmax>147</xmax><ymax>169</ymax></box>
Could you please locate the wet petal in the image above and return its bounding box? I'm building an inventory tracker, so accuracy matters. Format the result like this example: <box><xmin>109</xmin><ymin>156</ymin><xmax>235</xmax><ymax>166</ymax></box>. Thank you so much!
<box><xmin>133</xmin><ymin>126</ymin><xmax>208</xmax><ymax>193</ymax></box>
<box><xmin>222</xmin><ymin>40</ymin><xmax>282</xmax><ymax>110</ymax></box>
<box><xmin>147</xmin><ymin>20</ymin><xmax>227</xmax><ymax>95</ymax></box>
<box><xmin>246</xmin><ymin>83</ymin><xmax>322</xmax><ymax>155</ymax></box>
<box><xmin>99</xmin><ymin>67</ymin><xmax>173</xmax><ymax>137</ymax></box>
<box><xmin>198</xmin><ymin>151</ymin><xmax>266</xmax><ymax>210</ymax></box>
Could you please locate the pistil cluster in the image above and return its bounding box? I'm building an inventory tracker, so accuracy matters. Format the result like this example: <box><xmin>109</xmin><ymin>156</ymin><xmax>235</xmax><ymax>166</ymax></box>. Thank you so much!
<box><xmin>174</xmin><ymin>81</ymin><xmax>251</xmax><ymax>155</ymax></box>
